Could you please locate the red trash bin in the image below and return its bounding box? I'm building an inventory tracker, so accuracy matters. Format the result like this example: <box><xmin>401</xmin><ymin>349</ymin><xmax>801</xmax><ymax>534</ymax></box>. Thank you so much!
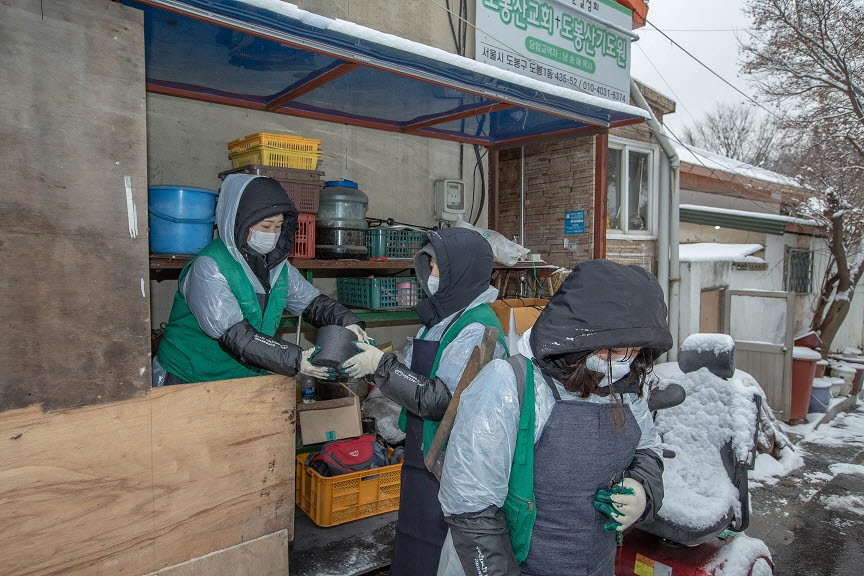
<box><xmin>790</xmin><ymin>347</ymin><xmax>820</xmax><ymax>423</ymax></box>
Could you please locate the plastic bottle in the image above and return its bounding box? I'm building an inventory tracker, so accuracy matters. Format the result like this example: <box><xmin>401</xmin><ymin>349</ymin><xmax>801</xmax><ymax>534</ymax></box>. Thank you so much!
<box><xmin>298</xmin><ymin>374</ymin><xmax>317</xmax><ymax>404</ymax></box>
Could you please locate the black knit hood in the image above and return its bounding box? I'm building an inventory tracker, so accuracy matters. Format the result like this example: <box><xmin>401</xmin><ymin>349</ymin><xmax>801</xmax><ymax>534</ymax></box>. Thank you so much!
<box><xmin>530</xmin><ymin>259</ymin><xmax>672</xmax><ymax>379</ymax></box>
<box><xmin>413</xmin><ymin>228</ymin><xmax>494</xmax><ymax>328</ymax></box>
<box><xmin>232</xmin><ymin>177</ymin><xmax>299</xmax><ymax>292</ymax></box>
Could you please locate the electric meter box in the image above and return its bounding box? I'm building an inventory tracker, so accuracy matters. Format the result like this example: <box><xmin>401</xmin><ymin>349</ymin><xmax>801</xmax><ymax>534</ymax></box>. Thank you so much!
<box><xmin>435</xmin><ymin>179</ymin><xmax>465</xmax><ymax>222</ymax></box>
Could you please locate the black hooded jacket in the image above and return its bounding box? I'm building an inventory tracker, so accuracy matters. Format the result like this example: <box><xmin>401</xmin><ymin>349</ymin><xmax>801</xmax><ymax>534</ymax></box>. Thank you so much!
<box><xmin>233</xmin><ymin>177</ymin><xmax>299</xmax><ymax>292</ymax></box>
<box><xmin>413</xmin><ymin>227</ymin><xmax>495</xmax><ymax>328</ymax></box>
<box><xmin>369</xmin><ymin>227</ymin><xmax>495</xmax><ymax>420</ymax></box>
<box><xmin>530</xmin><ymin>259</ymin><xmax>673</xmax><ymax>381</ymax></box>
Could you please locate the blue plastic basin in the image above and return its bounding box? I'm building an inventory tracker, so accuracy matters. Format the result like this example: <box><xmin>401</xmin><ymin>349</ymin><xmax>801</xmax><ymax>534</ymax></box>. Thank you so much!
<box><xmin>148</xmin><ymin>185</ymin><xmax>218</xmax><ymax>255</ymax></box>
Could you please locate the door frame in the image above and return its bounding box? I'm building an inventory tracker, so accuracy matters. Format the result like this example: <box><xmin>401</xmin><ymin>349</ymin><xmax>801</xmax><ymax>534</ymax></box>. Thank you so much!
<box><xmin>722</xmin><ymin>289</ymin><xmax>795</xmax><ymax>419</ymax></box>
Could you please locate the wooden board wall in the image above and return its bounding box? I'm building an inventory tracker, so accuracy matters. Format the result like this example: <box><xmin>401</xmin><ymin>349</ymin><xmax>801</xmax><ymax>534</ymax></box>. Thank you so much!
<box><xmin>0</xmin><ymin>0</ymin><xmax>151</xmax><ymax>411</ymax></box>
<box><xmin>0</xmin><ymin>375</ymin><xmax>295</xmax><ymax>576</ymax></box>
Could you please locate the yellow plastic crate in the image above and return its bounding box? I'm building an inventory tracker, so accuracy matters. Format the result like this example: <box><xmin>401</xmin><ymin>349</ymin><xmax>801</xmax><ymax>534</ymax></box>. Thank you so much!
<box><xmin>227</xmin><ymin>132</ymin><xmax>322</xmax><ymax>170</ymax></box>
<box><xmin>295</xmin><ymin>454</ymin><xmax>402</xmax><ymax>527</ymax></box>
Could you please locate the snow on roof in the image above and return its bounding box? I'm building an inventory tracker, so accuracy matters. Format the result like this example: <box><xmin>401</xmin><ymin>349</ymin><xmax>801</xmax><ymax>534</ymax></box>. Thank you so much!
<box><xmin>674</xmin><ymin>141</ymin><xmax>801</xmax><ymax>188</ymax></box>
<box><xmin>679</xmin><ymin>204</ymin><xmax>818</xmax><ymax>227</ymax></box>
<box><xmin>237</xmin><ymin>0</ymin><xmax>650</xmax><ymax>120</ymax></box>
<box><xmin>652</xmin><ymin>362</ymin><xmax>764</xmax><ymax>530</ymax></box>
<box><xmin>679</xmin><ymin>243</ymin><xmax>765</xmax><ymax>264</ymax></box>
<box><xmin>681</xmin><ymin>333</ymin><xmax>734</xmax><ymax>355</ymax></box>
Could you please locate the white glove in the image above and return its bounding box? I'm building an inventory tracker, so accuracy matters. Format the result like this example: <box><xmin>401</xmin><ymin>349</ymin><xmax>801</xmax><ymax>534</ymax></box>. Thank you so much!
<box><xmin>341</xmin><ymin>341</ymin><xmax>384</xmax><ymax>379</ymax></box>
<box><xmin>299</xmin><ymin>346</ymin><xmax>335</xmax><ymax>380</ymax></box>
<box><xmin>609</xmin><ymin>478</ymin><xmax>647</xmax><ymax>531</ymax></box>
<box><xmin>345</xmin><ymin>324</ymin><xmax>370</xmax><ymax>343</ymax></box>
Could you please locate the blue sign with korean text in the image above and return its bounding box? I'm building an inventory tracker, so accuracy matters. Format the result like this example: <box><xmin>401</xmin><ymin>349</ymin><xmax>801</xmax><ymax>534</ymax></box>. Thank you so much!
<box><xmin>564</xmin><ymin>210</ymin><xmax>585</xmax><ymax>234</ymax></box>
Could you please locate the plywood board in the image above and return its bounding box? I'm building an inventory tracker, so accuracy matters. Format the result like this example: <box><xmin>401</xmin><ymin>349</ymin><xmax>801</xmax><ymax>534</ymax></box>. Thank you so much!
<box><xmin>0</xmin><ymin>375</ymin><xmax>295</xmax><ymax>576</ymax></box>
<box><xmin>150</xmin><ymin>377</ymin><xmax>295</xmax><ymax>567</ymax></box>
<box><xmin>0</xmin><ymin>0</ymin><xmax>151</xmax><ymax>412</ymax></box>
<box><xmin>0</xmin><ymin>401</ymin><xmax>155</xmax><ymax>576</ymax></box>
<box><xmin>146</xmin><ymin>530</ymin><xmax>288</xmax><ymax>576</ymax></box>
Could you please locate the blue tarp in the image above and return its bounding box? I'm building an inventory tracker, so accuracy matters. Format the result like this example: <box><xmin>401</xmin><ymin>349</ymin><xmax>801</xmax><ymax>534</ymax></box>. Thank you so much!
<box><xmin>125</xmin><ymin>0</ymin><xmax>646</xmax><ymax>145</ymax></box>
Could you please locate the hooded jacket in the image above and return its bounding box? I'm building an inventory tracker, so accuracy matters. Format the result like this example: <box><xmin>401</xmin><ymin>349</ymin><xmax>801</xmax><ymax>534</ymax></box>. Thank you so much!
<box><xmin>414</xmin><ymin>227</ymin><xmax>495</xmax><ymax>328</ymax></box>
<box><xmin>368</xmin><ymin>228</ymin><xmax>504</xmax><ymax>420</ymax></box>
<box><xmin>153</xmin><ymin>175</ymin><xmax>361</xmax><ymax>385</ymax></box>
<box><xmin>437</xmin><ymin>260</ymin><xmax>672</xmax><ymax>576</ymax></box>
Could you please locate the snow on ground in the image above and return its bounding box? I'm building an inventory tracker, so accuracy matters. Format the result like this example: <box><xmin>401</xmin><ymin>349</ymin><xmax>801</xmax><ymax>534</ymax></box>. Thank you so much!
<box><xmin>678</xmin><ymin>243</ymin><xmax>765</xmax><ymax>264</ymax></box>
<box><xmin>829</xmin><ymin>463</ymin><xmax>864</xmax><ymax>477</ymax></box>
<box><xmin>652</xmin><ymin>363</ymin><xmax>762</xmax><ymax>529</ymax></box>
<box><xmin>820</xmin><ymin>494</ymin><xmax>864</xmax><ymax>516</ymax></box>
<box><xmin>750</xmin><ymin>447</ymin><xmax>804</xmax><ymax>487</ymax></box>
<box><xmin>703</xmin><ymin>533</ymin><xmax>772</xmax><ymax>576</ymax></box>
<box><xmin>802</xmin><ymin>407</ymin><xmax>864</xmax><ymax>448</ymax></box>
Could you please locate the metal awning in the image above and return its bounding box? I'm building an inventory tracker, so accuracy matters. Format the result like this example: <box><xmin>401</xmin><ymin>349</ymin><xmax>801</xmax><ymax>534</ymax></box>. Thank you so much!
<box><xmin>679</xmin><ymin>204</ymin><xmax>818</xmax><ymax>236</ymax></box>
<box><xmin>124</xmin><ymin>0</ymin><xmax>647</xmax><ymax>147</ymax></box>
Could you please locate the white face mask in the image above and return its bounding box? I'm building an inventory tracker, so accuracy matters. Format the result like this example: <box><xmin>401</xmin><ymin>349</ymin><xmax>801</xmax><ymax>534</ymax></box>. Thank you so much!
<box><xmin>427</xmin><ymin>275</ymin><xmax>440</xmax><ymax>295</ymax></box>
<box><xmin>248</xmin><ymin>229</ymin><xmax>279</xmax><ymax>255</ymax></box>
<box><xmin>586</xmin><ymin>354</ymin><xmax>632</xmax><ymax>386</ymax></box>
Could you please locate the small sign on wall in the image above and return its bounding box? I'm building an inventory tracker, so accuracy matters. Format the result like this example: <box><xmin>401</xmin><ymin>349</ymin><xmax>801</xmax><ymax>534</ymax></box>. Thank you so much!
<box><xmin>564</xmin><ymin>210</ymin><xmax>585</xmax><ymax>234</ymax></box>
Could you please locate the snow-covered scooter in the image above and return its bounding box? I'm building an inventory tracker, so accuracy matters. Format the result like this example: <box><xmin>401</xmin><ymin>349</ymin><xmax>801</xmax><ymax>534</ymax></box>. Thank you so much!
<box><xmin>614</xmin><ymin>334</ymin><xmax>774</xmax><ymax>576</ymax></box>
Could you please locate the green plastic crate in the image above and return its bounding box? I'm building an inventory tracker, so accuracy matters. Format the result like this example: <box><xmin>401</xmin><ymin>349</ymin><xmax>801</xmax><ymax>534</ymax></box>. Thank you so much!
<box><xmin>365</xmin><ymin>228</ymin><xmax>425</xmax><ymax>259</ymax></box>
<box><xmin>337</xmin><ymin>277</ymin><xmax>423</xmax><ymax>310</ymax></box>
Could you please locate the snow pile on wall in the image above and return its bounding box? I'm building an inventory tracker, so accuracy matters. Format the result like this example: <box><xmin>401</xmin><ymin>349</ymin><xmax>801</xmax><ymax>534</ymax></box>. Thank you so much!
<box><xmin>679</xmin><ymin>243</ymin><xmax>765</xmax><ymax>264</ymax></box>
<box><xmin>681</xmin><ymin>333</ymin><xmax>734</xmax><ymax>355</ymax></box>
<box><xmin>652</xmin><ymin>363</ymin><xmax>763</xmax><ymax>529</ymax></box>
<box><xmin>703</xmin><ymin>534</ymin><xmax>772</xmax><ymax>576</ymax></box>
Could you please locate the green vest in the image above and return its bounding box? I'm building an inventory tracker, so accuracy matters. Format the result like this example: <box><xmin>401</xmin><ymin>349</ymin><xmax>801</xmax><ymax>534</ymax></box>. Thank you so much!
<box><xmin>502</xmin><ymin>358</ymin><xmax>538</xmax><ymax>564</ymax></box>
<box><xmin>398</xmin><ymin>303</ymin><xmax>508</xmax><ymax>455</ymax></box>
<box><xmin>157</xmin><ymin>238</ymin><xmax>289</xmax><ymax>383</ymax></box>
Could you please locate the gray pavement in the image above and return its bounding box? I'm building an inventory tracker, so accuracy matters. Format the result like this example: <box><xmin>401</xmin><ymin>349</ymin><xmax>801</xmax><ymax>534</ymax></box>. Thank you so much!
<box><xmin>747</xmin><ymin>406</ymin><xmax>864</xmax><ymax>576</ymax></box>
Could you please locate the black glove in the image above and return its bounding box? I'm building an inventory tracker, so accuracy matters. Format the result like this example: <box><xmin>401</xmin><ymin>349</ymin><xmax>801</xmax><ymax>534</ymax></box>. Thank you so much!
<box><xmin>447</xmin><ymin>506</ymin><xmax>520</xmax><ymax>576</ymax></box>
<box><xmin>368</xmin><ymin>353</ymin><xmax>452</xmax><ymax>420</ymax></box>
<box><xmin>301</xmin><ymin>294</ymin><xmax>364</xmax><ymax>328</ymax></box>
<box><xmin>219</xmin><ymin>319</ymin><xmax>303</xmax><ymax>376</ymax></box>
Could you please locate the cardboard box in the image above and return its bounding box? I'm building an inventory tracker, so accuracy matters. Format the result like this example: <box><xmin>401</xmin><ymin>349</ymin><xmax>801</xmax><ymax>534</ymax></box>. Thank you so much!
<box><xmin>490</xmin><ymin>298</ymin><xmax>548</xmax><ymax>350</ymax></box>
<box><xmin>297</xmin><ymin>381</ymin><xmax>362</xmax><ymax>445</ymax></box>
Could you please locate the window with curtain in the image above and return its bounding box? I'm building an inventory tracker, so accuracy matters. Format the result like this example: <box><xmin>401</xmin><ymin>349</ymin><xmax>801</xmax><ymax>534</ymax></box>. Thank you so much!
<box><xmin>606</xmin><ymin>139</ymin><xmax>657</xmax><ymax>236</ymax></box>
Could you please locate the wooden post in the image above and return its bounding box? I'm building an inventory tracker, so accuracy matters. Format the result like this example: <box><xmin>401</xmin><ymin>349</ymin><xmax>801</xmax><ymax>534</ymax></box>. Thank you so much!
<box><xmin>488</xmin><ymin>147</ymin><xmax>500</xmax><ymax>231</ymax></box>
<box><xmin>593</xmin><ymin>132</ymin><xmax>608</xmax><ymax>259</ymax></box>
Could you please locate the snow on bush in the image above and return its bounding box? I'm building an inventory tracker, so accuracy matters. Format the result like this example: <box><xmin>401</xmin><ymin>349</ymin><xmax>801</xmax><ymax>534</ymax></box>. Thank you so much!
<box><xmin>652</xmin><ymin>363</ymin><xmax>763</xmax><ymax>529</ymax></box>
<box><xmin>704</xmin><ymin>534</ymin><xmax>772</xmax><ymax>576</ymax></box>
<box><xmin>681</xmin><ymin>333</ymin><xmax>735</xmax><ymax>355</ymax></box>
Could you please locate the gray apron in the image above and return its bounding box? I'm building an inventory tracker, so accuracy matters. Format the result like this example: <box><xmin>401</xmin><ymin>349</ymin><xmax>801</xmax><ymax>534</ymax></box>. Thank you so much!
<box><xmin>520</xmin><ymin>376</ymin><xmax>641</xmax><ymax>576</ymax></box>
<box><xmin>390</xmin><ymin>337</ymin><xmax>448</xmax><ymax>576</ymax></box>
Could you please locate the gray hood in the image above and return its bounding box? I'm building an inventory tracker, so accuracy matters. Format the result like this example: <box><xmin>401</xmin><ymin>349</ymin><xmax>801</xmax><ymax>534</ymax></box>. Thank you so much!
<box><xmin>216</xmin><ymin>174</ymin><xmax>287</xmax><ymax>294</ymax></box>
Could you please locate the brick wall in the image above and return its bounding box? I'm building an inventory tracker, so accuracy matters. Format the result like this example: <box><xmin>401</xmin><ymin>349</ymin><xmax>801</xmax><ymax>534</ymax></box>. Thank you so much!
<box><xmin>497</xmin><ymin>136</ymin><xmax>596</xmax><ymax>269</ymax></box>
<box><xmin>606</xmin><ymin>237</ymin><xmax>657</xmax><ymax>273</ymax></box>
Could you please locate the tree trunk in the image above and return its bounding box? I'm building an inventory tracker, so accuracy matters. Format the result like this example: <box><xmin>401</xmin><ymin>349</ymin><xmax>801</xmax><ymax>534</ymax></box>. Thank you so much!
<box><xmin>815</xmin><ymin>297</ymin><xmax>852</xmax><ymax>358</ymax></box>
